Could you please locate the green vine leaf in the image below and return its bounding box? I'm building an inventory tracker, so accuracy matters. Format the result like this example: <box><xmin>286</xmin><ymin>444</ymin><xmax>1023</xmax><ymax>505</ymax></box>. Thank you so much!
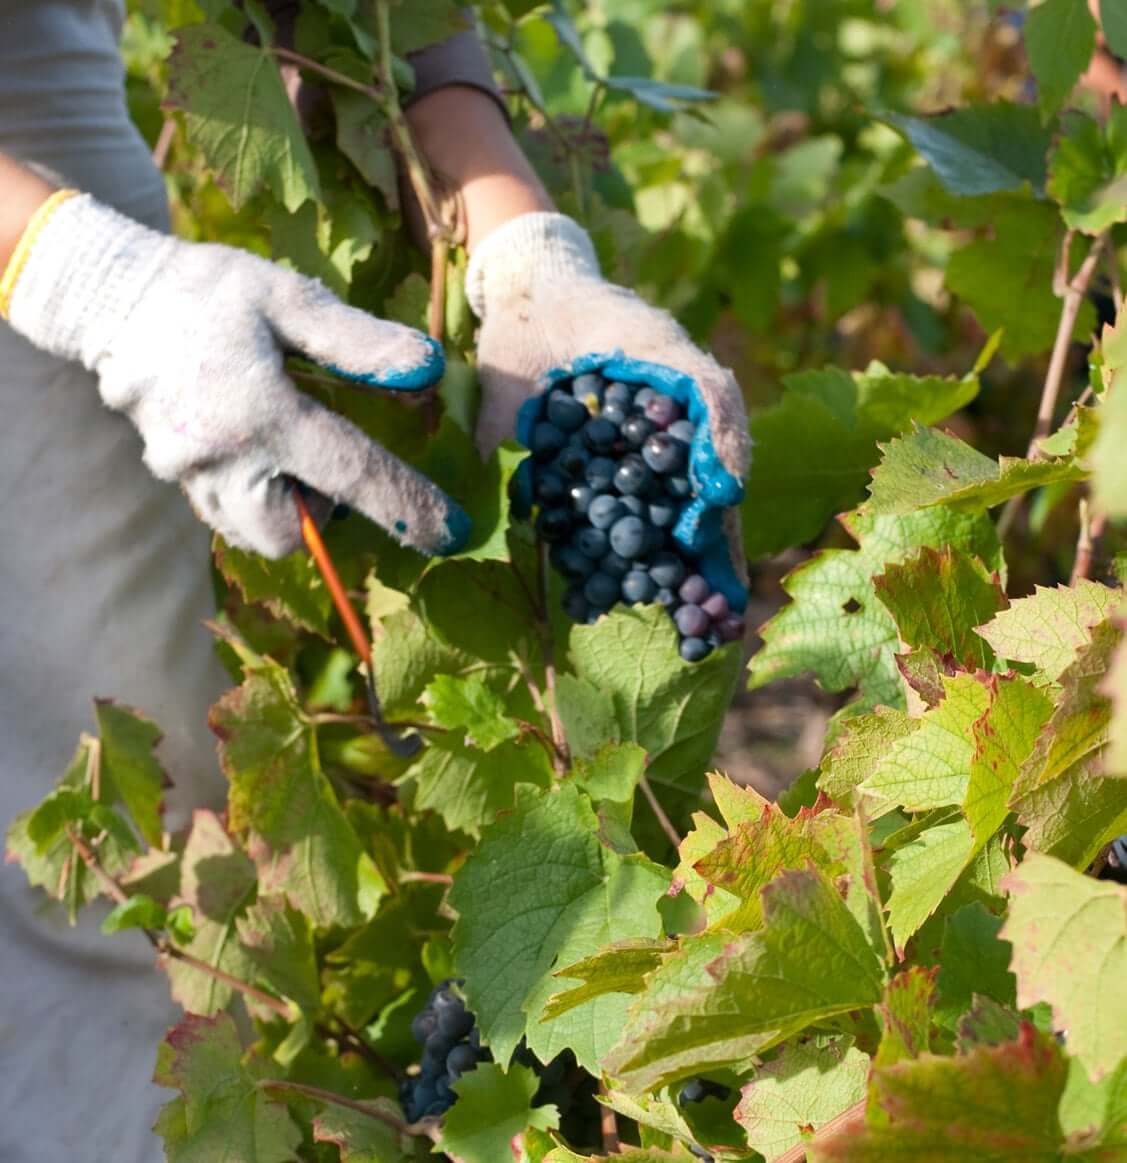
<box><xmin>1025</xmin><ymin>0</ymin><xmax>1097</xmax><ymax>119</ymax></box>
<box><xmin>934</xmin><ymin>903</ymin><xmax>1017</xmax><ymax>1031</ymax></box>
<box><xmin>93</xmin><ymin>700</ymin><xmax>170</xmax><ymax>848</ymax></box>
<box><xmin>420</xmin><ymin>673</ymin><xmax>521</xmax><ymax>751</ymax></box>
<box><xmin>438</xmin><ymin>1062</ymin><xmax>559</xmax><ymax>1163</ymax></box>
<box><xmin>1048</xmin><ymin>108</ymin><xmax>1127</xmax><ymax>234</ymax></box>
<box><xmin>874</xmin><ymin>966</ymin><xmax>937</xmax><ymax>1067</ymax></box>
<box><xmin>311</xmin><ymin>1099</ymin><xmax>410</xmax><ymax>1161</ymax></box>
<box><xmin>885</xmin><ymin>818</ymin><xmax>974</xmax><ymax>951</ymax></box>
<box><xmin>214</xmin><ymin>536</ymin><xmax>332</xmax><ymax>637</ymax></box>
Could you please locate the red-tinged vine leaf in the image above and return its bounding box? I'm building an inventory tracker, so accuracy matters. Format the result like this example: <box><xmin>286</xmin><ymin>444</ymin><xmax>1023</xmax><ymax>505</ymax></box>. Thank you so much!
<box><xmin>873</xmin><ymin>545</ymin><xmax>1006</xmax><ymax>671</ymax></box>
<box><xmin>817</xmin><ymin>708</ymin><xmax>918</xmax><ymax>805</ymax></box>
<box><xmin>861</xmin><ymin>674</ymin><xmax>993</xmax><ymax>813</ymax></box>
<box><xmin>1002</xmin><ymin>852</ymin><xmax>1127</xmax><ymax>1080</ymax></box>
<box><xmin>808</xmin><ymin>1025</ymin><xmax>1068</xmax><ymax>1162</ymax></box>
<box><xmin>885</xmin><ymin>818</ymin><xmax>974</xmax><ymax>951</ymax></box>
<box><xmin>935</xmin><ymin>903</ymin><xmax>1017</xmax><ymax>1031</ymax></box>
<box><xmin>865</xmin><ymin>424</ymin><xmax>1085</xmax><ymax>518</ymax></box>
<box><xmin>1059</xmin><ymin>1053</ymin><xmax>1127</xmax><ymax>1152</ymax></box>
<box><xmin>874</xmin><ymin>967</ymin><xmax>937</xmax><ymax>1067</ymax></box>
<box><xmin>736</xmin><ymin>1038</ymin><xmax>870</xmax><ymax>1163</ymax></box>
<box><xmin>604</xmin><ymin>867</ymin><xmax>885</xmax><ymax>1092</ymax></box>
<box><xmin>438</xmin><ymin>1062</ymin><xmax>559</xmax><ymax>1163</ymax></box>
<box><xmin>236</xmin><ymin>896</ymin><xmax>320</xmax><ymax>1015</ymax></box>
<box><xmin>419</xmin><ymin>673</ymin><xmax>521</xmax><ymax>752</ymax></box>
<box><xmin>211</xmin><ymin>658</ymin><xmax>385</xmax><ymax>928</ymax></box>
<box><xmin>153</xmin><ymin>1012</ymin><xmax>302</xmax><ymax>1163</ymax></box>
<box><xmin>543</xmin><ymin>939</ymin><xmax>667</xmax><ymax>1020</ymax></box>
<box><xmin>166</xmin><ymin>810</ymin><xmax>257</xmax><ymax>1016</ymax></box>
<box><xmin>741</xmin><ymin>361</ymin><xmax>980</xmax><ymax>559</ymax></box>
<box><xmin>214</xmin><ymin>537</ymin><xmax>332</xmax><ymax>637</ymax></box>
<box><xmin>449</xmin><ymin>784</ymin><xmax>668</xmax><ymax>1071</ymax></box>
<box><xmin>974</xmin><ymin>579</ymin><xmax>1119</xmax><ymax>685</ymax></box>
<box><xmin>1048</xmin><ymin>108</ymin><xmax>1127</xmax><ymax>235</ymax></box>
<box><xmin>1026</xmin><ymin>0</ymin><xmax>1097</xmax><ymax>118</ymax></box>
<box><xmin>896</xmin><ymin>648</ymin><xmax>951</xmax><ymax>709</ymax></box>
<box><xmin>166</xmin><ymin>24</ymin><xmax>320</xmax><ymax>212</ymax></box>
<box><xmin>93</xmin><ymin>699</ymin><xmax>170</xmax><ymax>847</ymax></box>
<box><xmin>749</xmin><ymin>506</ymin><xmax>1003</xmax><ymax>713</ymax></box>
<box><xmin>956</xmin><ymin>995</ymin><xmax>1022</xmax><ymax>1053</ymax></box>
<box><xmin>311</xmin><ymin>1099</ymin><xmax>409</xmax><ymax>1161</ymax></box>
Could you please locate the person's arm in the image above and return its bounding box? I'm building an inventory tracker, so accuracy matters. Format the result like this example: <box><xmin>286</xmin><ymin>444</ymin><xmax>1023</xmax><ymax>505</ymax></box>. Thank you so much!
<box><xmin>0</xmin><ymin>154</ymin><xmax>55</xmax><ymax>273</ymax></box>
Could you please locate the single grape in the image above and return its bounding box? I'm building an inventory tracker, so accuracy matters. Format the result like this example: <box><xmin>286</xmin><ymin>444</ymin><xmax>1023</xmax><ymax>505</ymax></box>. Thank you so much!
<box><xmin>648</xmin><ymin>498</ymin><xmax>677</xmax><ymax>528</ymax></box>
<box><xmin>546</xmin><ymin>390</ymin><xmax>588</xmax><ymax>431</ymax></box>
<box><xmin>717</xmin><ymin>615</ymin><xmax>746</xmax><ymax>643</ymax></box>
<box><xmin>435</xmin><ymin>1004</ymin><xmax>474</xmax><ymax>1041</ymax></box>
<box><xmin>589</xmin><ymin>494</ymin><xmax>625</xmax><ymax>530</ymax></box>
<box><xmin>679</xmin><ymin>1080</ymin><xmax>707</xmax><ymax>1106</ymax></box>
<box><xmin>666</xmin><ymin>474</ymin><xmax>692</xmax><ymax>498</ymax></box>
<box><xmin>650</xmin><ymin>552</ymin><xmax>686</xmax><ymax>589</ymax></box>
<box><xmin>644</xmin><ymin>394</ymin><xmax>680</xmax><ymax>429</ymax></box>
<box><xmin>619</xmin><ymin>494</ymin><xmax>646</xmax><ymax>517</ymax></box>
<box><xmin>584</xmin><ymin>417</ymin><xmax>618</xmax><ymax>454</ymax></box>
<box><xmin>614</xmin><ymin>455</ymin><xmax>654</xmax><ymax>496</ymax></box>
<box><xmin>585</xmin><ymin>456</ymin><xmax>617</xmax><ymax>492</ymax></box>
<box><xmin>609</xmin><ymin>515</ymin><xmax>647</xmax><ymax>559</ymax></box>
<box><xmin>562</xmin><ymin>586</ymin><xmax>589</xmax><ymax>623</ymax></box>
<box><xmin>446</xmin><ymin>1044</ymin><xmax>479</xmax><ymax>1079</ymax></box>
<box><xmin>434</xmin><ymin>1076</ymin><xmax>453</xmax><ymax>1102</ymax></box>
<box><xmin>622</xmin><ymin>570</ymin><xmax>658</xmax><ymax>604</ymax></box>
<box><xmin>423</xmin><ymin>1099</ymin><xmax>448</xmax><ymax>1118</ymax></box>
<box><xmin>555</xmin><ymin>445</ymin><xmax>589</xmax><ymax>478</ymax></box>
<box><xmin>531</xmin><ymin>421</ymin><xmax>566</xmax><ymax>461</ymax></box>
<box><xmin>604</xmin><ymin>381</ymin><xmax>634</xmax><ymax>408</ymax></box>
<box><xmin>534</xmin><ymin>468</ymin><xmax>566</xmax><ymax>505</ymax></box>
<box><xmin>668</xmin><ymin>418</ymin><xmax>696</xmax><ymax>444</ymax></box>
<box><xmin>680</xmin><ymin>636</ymin><xmax>712</xmax><ymax>662</ymax></box>
<box><xmin>411</xmin><ymin>1010</ymin><xmax>437</xmax><ymax>1043</ymax></box>
<box><xmin>633</xmin><ymin>386</ymin><xmax>656</xmax><ymax>409</ymax></box>
<box><xmin>601</xmin><ymin>402</ymin><xmax>628</xmax><ymax>427</ymax></box>
<box><xmin>675</xmin><ymin>604</ymin><xmax>710</xmax><ymax>638</ymax></box>
<box><xmin>599</xmin><ymin>551</ymin><xmax>632</xmax><ymax>579</ymax></box>
<box><xmin>654</xmin><ymin>586</ymin><xmax>678</xmax><ymax>609</ymax></box>
<box><xmin>679</xmin><ymin>574</ymin><xmax>710</xmax><ymax>605</ymax></box>
<box><xmin>701</xmin><ymin>592</ymin><xmax>730</xmax><ymax>621</ymax></box>
<box><xmin>570</xmin><ymin>372</ymin><xmax>604</xmax><ymax>406</ymax></box>
<box><xmin>584</xmin><ymin>571</ymin><xmax>620</xmax><ymax>608</ymax></box>
<box><xmin>420</xmin><ymin>1044</ymin><xmax>447</xmax><ymax>1075</ymax></box>
<box><xmin>575</xmin><ymin>527</ymin><xmax>610</xmax><ymax>559</ymax></box>
<box><xmin>550</xmin><ymin>544</ymin><xmax>594</xmax><ymax>581</ymax></box>
<box><xmin>536</xmin><ymin>507</ymin><xmax>572</xmax><ymax>543</ymax></box>
<box><xmin>621</xmin><ymin>414</ymin><xmax>656</xmax><ymax>448</ymax></box>
<box><xmin>642</xmin><ymin>432</ymin><xmax>687</xmax><ymax>474</ymax></box>
<box><xmin>568</xmin><ymin>483</ymin><xmax>595</xmax><ymax>515</ymax></box>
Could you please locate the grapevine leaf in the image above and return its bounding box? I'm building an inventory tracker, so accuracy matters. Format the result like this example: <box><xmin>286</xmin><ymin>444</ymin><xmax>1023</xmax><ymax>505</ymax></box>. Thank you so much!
<box><xmin>153</xmin><ymin>1012</ymin><xmax>302</xmax><ymax>1163</ymax></box>
<box><xmin>331</xmin><ymin>89</ymin><xmax>398</xmax><ymax>207</ymax></box>
<box><xmin>569</xmin><ymin>605</ymin><xmax>741</xmax><ymax>790</ymax></box>
<box><xmin>866</xmin><ymin>425</ymin><xmax>1085</xmax><ymax>517</ymax></box>
<box><xmin>1105</xmin><ymin>629</ymin><xmax>1127</xmax><ymax>775</ymax></box>
<box><xmin>885</xmin><ymin>818</ymin><xmax>974</xmax><ymax>951</ymax></box>
<box><xmin>1104</xmin><ymin>0</ymin><xmax>1127</xmax><ymax>58</ymax></box>
<box><xmin>1059</xmin><ymin>1054</ymin><xmax>1127</xmax><ymax>1150</ymax></box>
<box><xmin>420</xmin><ymin>674</ymin><xmax>521</xmax><ymax>751</ymax></box>
<box><xmin>873</xmin><ymin>546</ymin><xmax>1006</xmax><ymax>671</ymax></box>
<box><xmin>749</xmin><ymin>507</ymin><xmax>1003</xmax><ymax>713</ymax></box>
<box><xmin>861</xmin><ymin>674</ymin><xmax>993</xmax><ymax>812</ymax></box>
<box><xmin>735</xmin><ymin>1039</ymin><xmax>870</xmax><ymax>1163</ymax></box>
<box><xmin>874</xmin><ymin>966</ymin><xmax>937</xmax><ymax>1067</ymax></box>
<box><xmin>101</xmin><ymin>892</ymin><xmax>167</xmax><ymax>934</ymax></box>
<box><xmin>166</xmin><ymin>24</ymin><xmax>320</xmax><ymax>211</ymax></box>
<box><xmin>236</xmin><ymin>896</ymin><xmax>320</xmax><ymax>1014</ymax></box>
<box><xmin>438</xmin><ymin>1063</ymin><xmax>558</xmax><ymax>1163</ymax></box>
<box><xmin>817</xmin><ymin>708</ymin><xmax>918</xmax><ymax>805</ymax></box>
<box><xmin>604</xmin><ymin>867</ymin><xmax>885</xmax><ymax>1091</ymax></box>
<box><xmin>371</xmin><ymin>606</ymin><xmax>473</xmax><ymax>720</ymax></box>
<box><xmin>887</xmin><ymin>103</ymin><xmax>1053</xmax><ymax>195</ymax></box>
<box><xmin>571</xmin><ymin>742</ymin><xmax>648</xmax><ymax>808</ymax></box>
<box><xmin>93</xmin><ymin>700</ymin><xmax>169</xmax><ymax>847</ymax></box>
<box><xmin>808</xmin><ymin>1025</ymin><xmax>1067</xmax><ymax>1162</ymax></box>
<box><xmin>311</xmin><ymin>1100</ymin><xmax>409</xmax><ymax>1161</ymax></box>
<box><xmin>211</xmin><ymin>660</ymin><xmax>384</xmax><ymax>928</ymax></box>
<box><xmin>449</xmin><ymin>784</ymin><xmax>668</xmax><ymax>1070</ymax></box>
<box><xmin>1048</xmin><ymin>108</ymin><xmax>1127</xmax><ymax>234</ymax></box>
<box><xmin>974</xmin><ymin>579</ymin><xmax>1118</xmax><ymax>684</ymax></box>
<box><xmin>1002</xmin><ymin>853</ymin><xmax>1127</xmax><ymax>1079</ymax></box>
<box><xmin>166</xmin><ymin>810</ymin><xmax>257</xmax><ymax>1016</ymax></box>
<box><xmin>1025</xmin><ymin>0</ymin><xmax>1097</xmax><ymax>118</ymax></box>
<box><xmin>935</xmin><ymin>903</ymin><xmax>1016</xmax><ymax>1030</ymax></box>
<box><xmin>214</xmin><ymin>537</ymin><xmax>332</xmax><ymax>637</ymax></box>
<box><xmin>956</xmin><ymin>995</ymin><xmax>1023</xmax><ymax>1052</ymax></box>
<box><xmin>741</xmin><ymin>362</ymin><xmax>980</xmax><ymax>558</ymax></box>
<box><xmin>1094</xmin><ymin>364</ymin><xmax>1127</xmax><ymax>519</ymax></box>
<box><xmin>543</xmin><ymin>939</ymin><xmax>667</xmax><ymax>1021</ymax></box>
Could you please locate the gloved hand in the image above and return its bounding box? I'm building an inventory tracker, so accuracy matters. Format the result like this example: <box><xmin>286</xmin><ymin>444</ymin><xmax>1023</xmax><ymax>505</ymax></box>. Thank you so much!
<box><xmin>1</xmin><ymin>191</ymin><xmax>469</xmax><ymax>559</ymax></box>
<box><xmin>466</xmin><ymin>211</ymin><xmax>749</xmax><ymax>608</ymax></box>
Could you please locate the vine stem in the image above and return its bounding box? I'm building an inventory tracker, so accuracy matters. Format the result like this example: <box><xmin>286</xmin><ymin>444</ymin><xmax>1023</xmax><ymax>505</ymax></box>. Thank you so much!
<box><xmin>257</xmin><ymin>1079</ymin><xmax>438</xmax><ymax>1142</ymax></box>
<box><xmin>1071</xmin><ymin>497</ymin><xmax>1107</xmax><ymax>584</ymax></box>
<box><xmin>598</xmin><ymin>1083</ymin><xmax>620</xmax><ymax>1154</ymax></box>
<box><xmin>997</xmin><ymin>232</ymin><xmax>1106</xmax><ymax>540</ymax></box>
<box><xmin>775</xmin><ymin>1096</ymin><xmax>867</xmax><ymax>1163</ymax></box>
<box><xmin>270</xmin><ymin>44</ymin><xmax>384</xmax><ymax>104</ymax></box>
<box><xmin>398</xmin><ymin>870</ymin><xmax>454</xmax><ymax>885</ymax></box>
<box><xmin>639</xmin><ymin>775</ymin><xmax>682</xmax><ymax>849</ymax></box>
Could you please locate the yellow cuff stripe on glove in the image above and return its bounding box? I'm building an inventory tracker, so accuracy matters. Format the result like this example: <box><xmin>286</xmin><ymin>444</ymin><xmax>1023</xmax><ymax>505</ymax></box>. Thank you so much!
<box><xmin>0</xmin><ymin>188</ymin><xmax>80</xmax><ymax>320</ymax></box>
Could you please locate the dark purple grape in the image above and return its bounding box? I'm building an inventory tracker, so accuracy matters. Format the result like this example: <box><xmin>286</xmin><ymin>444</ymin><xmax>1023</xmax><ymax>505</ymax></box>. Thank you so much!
<box><xmin>701</xmin><ymin>592</ymin><xmax>730</xmax><ymax>621</ymax></box>
<box><xmin>619</xmin><ymin>494</ymin><xmax>646</xmax><ymax>517</ymax></box>
<box><xmin>642</xmin><ymin>432</ymin><xmax>687</xmax><ymax>474</ymax></box>
<box><xmin>568</xmin><ymin>483</ymin><xmax>595</xmax><ymax>514</ymax></box>
<box><xmin>633</xmin><ymin>386</ymin><xmax>656</xmax><ymax>409</ymax></box>
<box><xmin>536</xmin><ymin>507</ymin><xmax>572</xmax><ymax>542</ymax></box>
<box><xmin>644</xmin><ymin>394</ymin><xmax>680</xmax><ymax>429</ymax></box>
<box><xmin>446</xmin><ymin>1044</ymin><xmax>479</xmax><ymax>1079</ymax></box>
<box><xmin>584</xmin><ymin>571</ymin><xmax>620</xmax><ymax>608</ymax></box>
<box><xmin>675</xmin><ymin>604</ymin><xmax>710</xmax><ymax>638</ymax></box>
<box><xmin>649</xmin><ymin>499</ymin><xmax>677</xmax><ymax>528</ymax></box>
<box><xmin>531</xmin><ymin>422</ymin><xmax>566</xmax><ymax>461</ymax></box>
<box><xmin>562</xmin><ymin>586</ymin><xmax>589</xmax><ymax>622</ymax></box>
<box><xmin>551</xmin><ymin>544</ymin><xmax>594</xmax><ymax>581</ymax></box>
<box><xmin>434</xmin><ymin>996</ymin><xmax>474</xmax><ymax>1039</ymax></box>
<box><xmin>555</xmin><ymin>445</ymin><xmax>589</xmax><ymax>478</ymax></box>
<box><xmin>614</xmin><ymin>455</ymin><xmax>654</xmax><ymax>496</ymax></box>
<box><xmin>609</xmin><ymin>515</ymin><xmax>647</xmax><ymax>559</ymax></box>
<box><xmin>605</xmin><ymin>381</ymin><xmax>633</xmax><ymax>407</ymax></box>
<box><xmin>679</xmin><ymin>1080</ymin><xmax>707</xmax><ymax>1106</ymax></box>
<box><xmin>666</xmin><ymin>475</ymin><xmax>692</xmax><ymax>498</ymax></box>
<box><xmin>679</xmin><ymin>636</ymin><xmax>712</xmax><ymax>662</ymax></box>
<box><xmin>717</xmin><ymin>615</ymin><xmax>746</xmax><ymax>643</ymax></box>
<box><xmin>600</xmin><ymin>551</ymin><xmax>631</xmax><ymax>579</ymax></box>
<box><xmin>584</xmin><ymin>417</ymin><xmax>618</xmax><ymax>454</ymax></box>
<box><xmin>679</xmin><ymin>574</ymin><xmax>710</xmax><ymax>605</ymax></box>
<box><xmin>585</xmin><ymin>456</ymin><xmax>617</xmax><ymax>492</ymax></box>
<box><xmin>668</xmin><ymin>419</ymin><xmax>696</xmax><ymax>444</ymax></box>
<box><xmin>655</xmin><ymin>587</ymin><xmax>678</xmax><ymax>609</ymax></box>
<box><xmin>534</xmin><ymin>468</ymin><xmax>566</xmax><ymax>505</ymax></box>
<box><xmin>650</xmin><ymin>552</ymin><xmax>686</xmax><ymax>589</ymax></box>
<box><xmin>621</xmin><ymin>414</ymin><xmax>656</xmax><ymax>448</ymax></box>
<box><xmin>411</xmin><ymin>1010</ymin><xmax>437</xmax><ymax>1042</ymax></box>
<box><xmin>571</xmin><ymin>372</ymin><xmax>604</xmax><ymax>404</ymax></box>
<box><xmin>575</xmin><ymin>527</ymin><xmax>609</xmax><ymax>559</ymax></box>
<box><xmin>622</xmin><ymin>570</ymin><xmax>658</xmax><ymax>604</ymax></box>
<box><xmin>589</xmin><ymin>494</ymin><xmax>625</xmax><ymax>530</ymax></box>
<box><xmin>602</xmin><ymin>402</ymin><xmax>628</xmax><ymax>427</ymax></box>
<box><xmin>546</xmin><ymin>390</ymin><xmax>588</xmax><ymax>431</ymax></box>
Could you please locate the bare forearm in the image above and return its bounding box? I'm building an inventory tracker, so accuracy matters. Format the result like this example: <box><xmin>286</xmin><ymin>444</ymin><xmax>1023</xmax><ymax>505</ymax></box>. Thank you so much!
<box><xmin>0</xmin><ymin>153</ymin><xmax>56</xmax><ymax>270</ymax></box>
<box><xmin>405</xmin><ymin>86</ymin><xmax>554</xmax><ymax>252</ymax></box>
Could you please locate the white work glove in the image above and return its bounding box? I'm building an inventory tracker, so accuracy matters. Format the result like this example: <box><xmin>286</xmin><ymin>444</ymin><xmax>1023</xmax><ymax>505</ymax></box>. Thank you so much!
<box><xmin>466</xmin><ymin>211</ymin><xmax>749</xmax><ymax>605</ymax></box>
<box><xmin>3</xmin><ymin>192</ymin><xmax>469</xmax><ymax>559</ymax></box>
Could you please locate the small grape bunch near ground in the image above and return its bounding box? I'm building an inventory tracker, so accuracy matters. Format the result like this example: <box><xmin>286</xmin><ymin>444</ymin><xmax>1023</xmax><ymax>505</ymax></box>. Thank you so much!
<box><xmin>400</xmin><ymin>980</ymin><xmax>488</xmax><ymax>1122</ymax></box>
<box><xmin>528</xmin><ymin>370</ymin><xmax>744</xmax><ymax>661</ymax></box>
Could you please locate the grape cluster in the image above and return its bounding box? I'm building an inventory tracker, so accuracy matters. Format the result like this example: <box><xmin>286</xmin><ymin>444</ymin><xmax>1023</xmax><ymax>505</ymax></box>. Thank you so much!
<box><xmin>400</xmin><ymin>980</ymin><xmax>488</xmax><ymax>1122</ymax></box>
<box><xmin>528</xmin><ymin>372</ymin><xmax>744</xmax><ymax>662</ymax></box>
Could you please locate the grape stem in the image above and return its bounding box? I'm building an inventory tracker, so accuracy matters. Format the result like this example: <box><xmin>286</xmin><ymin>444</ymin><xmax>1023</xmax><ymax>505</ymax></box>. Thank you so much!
<box><xmin>257</xmin><ymin>1079</ymin><xmax>439</xmax><ymax>1142</ymax></box>
<box><xmin>598</xmin><ymin>1082</ymin><xmax>620</xmax><ymax>1154</ymax></box>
